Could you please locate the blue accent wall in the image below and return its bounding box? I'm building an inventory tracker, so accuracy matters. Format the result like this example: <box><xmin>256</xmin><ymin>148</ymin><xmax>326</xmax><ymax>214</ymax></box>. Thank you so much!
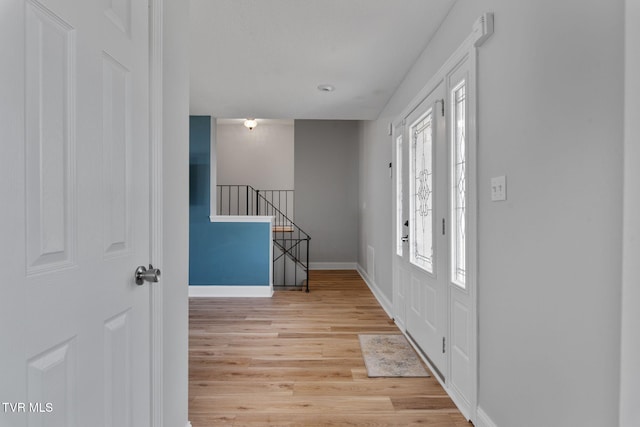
<box><xmin>189</xmin><ymin>116</ymin><xmax>270</xmax><ymax>286</ymax></box>
<box><xmin>190</xmin><ymin>221</ymin><xmax>270</xmax><ymax>286</ymax></box>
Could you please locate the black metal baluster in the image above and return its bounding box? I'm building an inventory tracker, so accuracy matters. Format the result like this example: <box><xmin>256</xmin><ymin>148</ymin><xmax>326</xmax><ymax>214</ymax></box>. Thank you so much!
<box><xmin>278</xmin><ymin>191</ymin><xmax>281</xmax><ymax>226</ymax></box>
<box><xmin>283</xmin><ymin>234</ymin><xmax>287</xmax><ymax>286</ymax></box>
<box><xmin>305</xmin><ymin>238</ymin><xmax>310</xmax><ymax>292</ymax></box>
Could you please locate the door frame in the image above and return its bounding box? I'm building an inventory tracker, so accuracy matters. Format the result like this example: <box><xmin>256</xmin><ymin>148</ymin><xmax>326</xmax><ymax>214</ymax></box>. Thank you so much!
<box><xmin>149</xmin><ymin>0</ymin><xmax>164</xmax><ymax>425</ymax></box>
<box><xmin>390</xmin><ymin>13</ymin><xmax>493</xmax><ymax>424</ymax></box>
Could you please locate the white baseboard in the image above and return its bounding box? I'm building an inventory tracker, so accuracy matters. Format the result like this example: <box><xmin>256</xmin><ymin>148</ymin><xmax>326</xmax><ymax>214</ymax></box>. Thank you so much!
<box><xmin>309</xmin><ymin>262</ymin><xmax>357</xmax><ymax>270</ymax></box>
<box><xmin>476</xmin><ymin>407</ymin><xmax>498</xmax><ymax>427</ymax></box>
<box><xmin>185</xmin><ymin>422</ymin><xmax>192</xmax><ymax>427</ymax></box>
<box><xmin>356</xmin><ymin>264</ymin><xmax>393</xmax><ymax>319</ymax></box>
<box><xmin>188</xmin><ymin>285</ymin><xmax>273</xmax><ymax>298</ymax></box>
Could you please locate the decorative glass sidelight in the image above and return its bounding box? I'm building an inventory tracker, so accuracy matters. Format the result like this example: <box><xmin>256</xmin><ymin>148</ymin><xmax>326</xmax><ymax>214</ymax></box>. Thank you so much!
<box><xmin>396</xmin><ymin>135</ymin><xmax>403</xmax><ymax>256</ymax></box>
<box><xmin>451</xmin><ymin>81</ymin><xmax>466</xmax><ymax>287</ymax></box>
<box><xmin>410</xmin><ymin>111</ymin><xmax>434</xmax><ymax>273</ymax></box>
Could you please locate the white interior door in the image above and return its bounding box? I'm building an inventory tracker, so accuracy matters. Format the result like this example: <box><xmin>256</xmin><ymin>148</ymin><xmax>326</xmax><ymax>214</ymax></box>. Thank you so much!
<box><xmin>0</xmin><ymin>0</ymin><xmax>152</xmax><ymax>425</ymax></box>
<box><xmin>396</xmin><ymin>82</ymin><xmax>448</xmax><ymax>378</ymax></box>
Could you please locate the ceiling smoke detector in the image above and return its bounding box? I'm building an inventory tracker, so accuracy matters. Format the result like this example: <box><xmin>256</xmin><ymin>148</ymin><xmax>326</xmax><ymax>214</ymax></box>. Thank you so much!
<box><xmin>317</xmin><ymin>84</ymin><xmax>335</xmax><ymax>92</ymax></box>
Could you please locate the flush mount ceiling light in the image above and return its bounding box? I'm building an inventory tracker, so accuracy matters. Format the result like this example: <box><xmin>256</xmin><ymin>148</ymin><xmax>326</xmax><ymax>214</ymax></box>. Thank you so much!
<box><xmin>244</xmin><ymin>118</ymin><xmax>258</xmax><ymax>130</ymax></box>
<box><xmin>317</xmin><ymin>84</ymin><xmax>335</xmax><ymax>92</ymax></box>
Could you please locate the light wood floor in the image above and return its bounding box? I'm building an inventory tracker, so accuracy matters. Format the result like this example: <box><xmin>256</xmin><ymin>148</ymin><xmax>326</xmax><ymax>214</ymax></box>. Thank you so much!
<box><xmin>189</xmin><ymin>270</ymin><xmax>469</xmax><ymax>426</ymax></box>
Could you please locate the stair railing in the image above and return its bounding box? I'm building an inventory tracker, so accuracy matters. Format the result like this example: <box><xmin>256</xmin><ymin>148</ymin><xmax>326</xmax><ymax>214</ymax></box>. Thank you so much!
<box><xmin>216</xmin><ymin>185</ymin><xmax>310</xmax><ymax>292</ymax></box>
<box><xmin>257</xmin><ymin>190</ymin><xmax>294</xmax><ymax>226</ymax></box>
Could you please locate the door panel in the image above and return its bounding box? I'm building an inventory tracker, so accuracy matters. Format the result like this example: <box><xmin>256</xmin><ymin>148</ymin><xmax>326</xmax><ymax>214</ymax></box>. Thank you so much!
<box><xmin>102</xmin><ymin>52</ymin><xmax>134</xmax><ymax>257</ymax></box>
<box><xmin>424</xmin><ymin>283</ymin><xmax>437</xmax><ymax>330</ymax></box>
<box><xmin>451</xmin><ymin>296</ymin><xmax>471</xmax><ymax>395</ymax></box>
<box><xmin>24</xmin><ymin>0</ymin><xmax>76</xmax><ymax>275</ymax></box>
<box><xmin>393</xmin><ymin>265</ymin><xmax>407</xmax><ymax>329</ymax></box>
<box><xmin>27</xmin><ymin>339</ymin><xmax>76</xmax><ymax>426</ymax></box>
<box><xmin>401</xmin><ymin>82</ymin><xmax>447</xmax><ymax>376</ymax></box>
<box><xmin>104</xmin><ymin>310</ymin><xmax>133</xmax><ymax>427</ymax></box>
<box><xmin>447</xmin><ymin>61</ymin><xmax>474</xmax><ymax>410</ymax></box>
<box><xmin>0</xmin><ymin>0</ymin><xmax>151</xmax><ymax>425</ymax></box>
<box><xmin>409</xmin><ymin>276</ymin><xmax>421</xmax><ymax>319</ymax></box>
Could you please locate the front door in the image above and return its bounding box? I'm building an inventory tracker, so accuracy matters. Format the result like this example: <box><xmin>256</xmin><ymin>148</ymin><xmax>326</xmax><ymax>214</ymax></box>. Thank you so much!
<box><xmin>392</xmin><ymin>30</ymin><xmax>483</xmax><ymax>421</ymax></box>
<box><xmin>0</xmin><ymin>0</ymin><xmax>152</xmax><ymax>425</ymax></box>
<box><xmin>395</xmin><ymin>82</ymin><xmax>448</xmax><ymax>378</ymax></box>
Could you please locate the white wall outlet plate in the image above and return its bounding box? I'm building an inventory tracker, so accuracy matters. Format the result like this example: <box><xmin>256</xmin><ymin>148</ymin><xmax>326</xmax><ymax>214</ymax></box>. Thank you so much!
<box><xmin>491</xmin><ymin>175</ymin><xmax>507</xmax><ymax>201</ymax></box>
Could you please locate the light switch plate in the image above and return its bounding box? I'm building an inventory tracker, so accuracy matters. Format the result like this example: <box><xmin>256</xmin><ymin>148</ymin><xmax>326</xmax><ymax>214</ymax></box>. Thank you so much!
<box><xmin>491</xmin><ymin>176</ymin><xmax>506</xmax><ymax>201</ymax></box>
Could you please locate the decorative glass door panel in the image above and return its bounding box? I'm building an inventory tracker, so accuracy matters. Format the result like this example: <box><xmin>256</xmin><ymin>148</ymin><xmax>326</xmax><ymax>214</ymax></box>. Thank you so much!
<box><xmin>410</xmin><ymin>110</ymin><xmax>434</xmax><ymax>273</ymax></box>
<box><xmin>396</xmin><ymin>135</ymin><xmax>404</xmax><ymax>256</ymax></box>
<box><xmin>451</xmin><ymin>81</ymin><xmax>466</xmax><ymax>288</ymax></box>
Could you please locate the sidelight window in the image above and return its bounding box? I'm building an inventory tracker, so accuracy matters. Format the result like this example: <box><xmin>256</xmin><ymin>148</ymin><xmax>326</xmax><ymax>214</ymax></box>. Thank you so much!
<box><xmin>396</xmin><ymin>135</ymin><xmax>403</xmax><ymax>256</ymax></box>
<box><xmin>451</xmin><ymin>81</ymin><xmax>466</xmax><ymax>287</ymax></box>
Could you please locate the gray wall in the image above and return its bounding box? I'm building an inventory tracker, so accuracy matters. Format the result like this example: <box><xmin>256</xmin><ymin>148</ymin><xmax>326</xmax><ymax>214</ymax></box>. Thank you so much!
<box><xmin>162</xmin><ymin>0</ymin><xmax>189</xmax><ymax>425</ymax></box>
<box><xmin>295</xmin><ymin>120</ymin><xmax>359</xmax><ymax>264</ymax></box>
<box><xmin>620</xmin><ymin>0</ymin><xmax>640</xmax><ymax>424</ymax></box>
<box><xmin>216</xmin><ymin>121</ymin><xmax>294</xmax><ymax>190</ymax></box>
<box><xmin>358</xmin><ymin>119</ymin><xmax>392</xmax><ymax>284</ymax></box>
<box><xmin>358</xmin><ymin>1</ymin><xmax>624</xmax><ymax>426</ymax></box>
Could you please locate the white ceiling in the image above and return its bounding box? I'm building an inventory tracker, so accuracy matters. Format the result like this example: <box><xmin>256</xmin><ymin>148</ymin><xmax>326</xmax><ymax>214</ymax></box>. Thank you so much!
<box><xmin>189</xmin><ymin>0</ymin><xmax>456</xmax><ymax>120</ymax></box>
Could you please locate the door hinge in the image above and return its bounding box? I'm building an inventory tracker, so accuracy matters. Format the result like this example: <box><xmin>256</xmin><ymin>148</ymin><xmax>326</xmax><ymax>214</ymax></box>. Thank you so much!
<box><xmin>442</xmin><ymin>336</ymin><xmax>446</xmax><ymax>353</ymax></box>
<box><xmin>442</xmin><ymin>218</ymin><xmax>446</xmax><ymax>235</ymax></box>
<box><xmin>436</xmin><ymin>99</ymin><xmax>445</xmax><ymax>117</ymax></box>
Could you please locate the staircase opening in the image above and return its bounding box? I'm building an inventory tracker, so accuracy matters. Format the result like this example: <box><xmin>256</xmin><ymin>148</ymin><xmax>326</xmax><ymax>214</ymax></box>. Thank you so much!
<box><xmin>217</xmin><ymin>185</ymin><xmax>310</xmax><ymax>292</ymax></box>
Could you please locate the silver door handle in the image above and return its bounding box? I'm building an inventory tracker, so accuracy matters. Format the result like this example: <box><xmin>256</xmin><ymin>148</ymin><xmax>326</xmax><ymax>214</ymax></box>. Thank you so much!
<box><xmin>401</xmin><ymin>235</ymin><xmax>409</xmax><ymax>242</ymax></box>
<box><xmin>135</xmin><ymin>264</ymin><xmax>161</xmax><ymax>285</ymax></box>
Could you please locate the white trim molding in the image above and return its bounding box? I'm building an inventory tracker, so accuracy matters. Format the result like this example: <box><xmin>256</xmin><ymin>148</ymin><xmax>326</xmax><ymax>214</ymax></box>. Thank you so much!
<box><xmin>356</xmin><ymin>264</ymin><xmax>393</xmax><ymax>319</ymax></box>
<box><xmin>189</xmin><ymin>285</ymin><xmax>274</xmax><ymax>298</ymax></box>
<box><xmin>472</xmin><ymin>12</ymin><xmax>494</xmax><ymax>48</ymax></box>
<box><xmin>621</xmin><ymin>1</ymin><xmax>640</xmax><ymax>425</ymax></box>
<box><xmin>309</xmin><ymin>262</ymin><xmax>357</xmax><ymax>270</ymax></box>
<box><xmin>149</xmin><ymin>0</ymin><xmax>164</xmax><ymax>424</ymax></box>
<box><xmin>210</xmin><ymin>215</ymin><xmax>274</xmax><ymax>223</ymax></box>
<box><xmin>476</xmin><ymin>407</ymin><xmax>499</xmax><ymax>427</ymax></box>
<box><xmin>397</xmin><ymin>13</ymin><xmax>494</xmax><ymax>122</ymax></box>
